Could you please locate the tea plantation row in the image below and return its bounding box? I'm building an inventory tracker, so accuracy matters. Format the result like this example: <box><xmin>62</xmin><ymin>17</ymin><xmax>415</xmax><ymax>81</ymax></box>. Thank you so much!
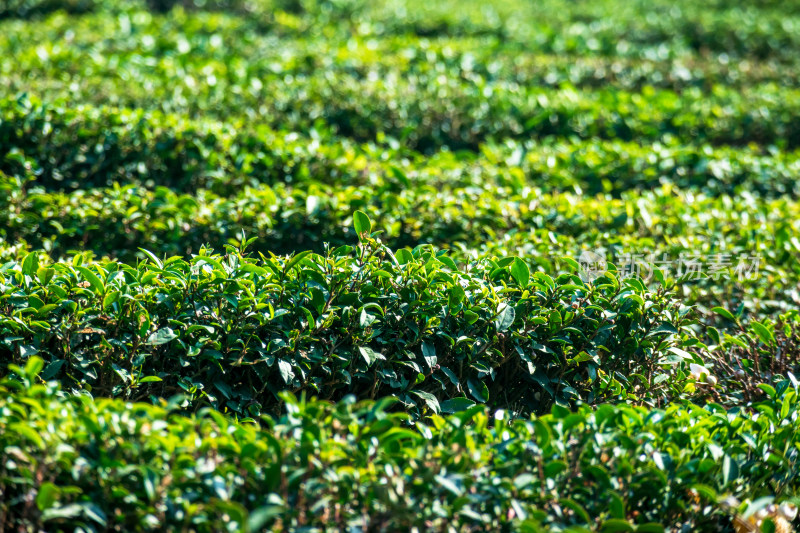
<box><xmin>2</xmin><ymin>360</ymin><xmax>798</xmax><ymax>532</ymax></box>
<box><xmin>4</xmin><ymin>0</ymin><xmax>800</xmax><ymax>63</ymax></box>
<box><xmin>3</xmin><ymin>177</ymin><xmax>798</xmax><ymax>320</ymax></box>
<box><xmin>3</xmin><ymin>98</ymin><xmax>800</xmax><ymax>196</ymax></box>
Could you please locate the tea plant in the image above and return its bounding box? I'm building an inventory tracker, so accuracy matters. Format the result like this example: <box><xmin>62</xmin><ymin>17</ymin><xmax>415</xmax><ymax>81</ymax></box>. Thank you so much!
<box><xmin>1</xmin><ymin>0</ymin><xmax>799</xmax><ymax>530</ymax></box>
<box><xmin>1</xmin><ymin>357</ymin><xmax>798</xmax><ymax>532</ymax></box>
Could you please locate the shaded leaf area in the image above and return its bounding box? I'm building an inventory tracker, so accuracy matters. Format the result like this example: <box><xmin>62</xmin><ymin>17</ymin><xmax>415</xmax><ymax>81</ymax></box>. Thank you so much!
<box><xmin>1</xmin><ymin>362</ymin><xmax>798</xmax><ymax>532</ymax></box>
<box><xmin>689</xmin><ymin>312</ymin><xmax>800</xmax><ymax>407</ymax></box>
<box><xmin>0</xmin><ymin>241</ymin><xmax>690</xmax><ymax>418</ymax></box>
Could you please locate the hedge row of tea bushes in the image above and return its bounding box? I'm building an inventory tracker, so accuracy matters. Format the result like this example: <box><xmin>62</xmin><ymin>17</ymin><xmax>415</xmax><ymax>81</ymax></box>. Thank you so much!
<box><xmin>5</xmin><ymin>12</ymin><xmax>800</xmax><ymax>101</ymax></box>
<box><xmin>5</xmin><ymin>171</ymin><xmax>799</xmax><ymax>254</ymax></box>
<box><xmin>1</xmin><ymin>222</ymin><xmax>795</xmax><ymax>413</ymax></box>
<box><xmin>6</xmin><ymin>79</ymin><xmax>800</xmax><ymax>152</ymax></box>
<box><xmin>5</xmin><ymin>0</ymin><xmax>800</xmax><ymax>63</ymax></box>
<box><xmin>0</xmin><ymin>237</ymin><xmax>694</xmax><ymax>418</ymax></box>
<box><xmin>360</xmin><ymin>0</ymin><xmax>800</xmax><ymax>62</ymax></box>
<box><xmin>4</xmin><ymin>173</ymin><xmax>798</xmax><ymax>320</ymax></box>
<box><xmin>4</xmin><ymin>14</ymin><xmax>800</xmax><ymax>152</ymax></box>
<box><xmin>2</xmin><ymin>358</ymin><xmax>799</xmax><ymax>532</ymax></box>
<box><xmin>4</xmin><ymin>97</ymin><xmax>800</xmax><ymax>197</ymax></box>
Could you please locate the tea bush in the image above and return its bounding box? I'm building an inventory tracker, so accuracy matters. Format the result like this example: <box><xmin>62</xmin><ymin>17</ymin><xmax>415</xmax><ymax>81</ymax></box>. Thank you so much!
<box><xmin>3</xmin><ymin>98</ymin><xmax>800</xmax><ymax>197</ymax></box>
<box><xmin>0</xmin><ymin>235</ymin><xmax>693</xmax><ymax>417</ymax></box>
<box><xmin>1</xmin><ymin>358</ymin><xmax>798</xmax><ymax>532</ymax></box>
<box><xmin>4</xmin><ymin>172</ymin><xmax>797</xmax><ymax>321</ymax></box>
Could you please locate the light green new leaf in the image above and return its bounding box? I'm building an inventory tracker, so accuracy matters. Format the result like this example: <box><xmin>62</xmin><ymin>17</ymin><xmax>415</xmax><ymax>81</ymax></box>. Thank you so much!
<box><xmin>76</xmin><ymin>266</ymin><xmax>105</xmax><ymax>293</ymax></box>
<box><xmin>36</xmin><ymin>482</ymin><xmax>61</xmax><ymax>511</ymax></box>
<box><xmin>711</xmin><ymin>307</ymin><xmax>737</xmax><ymax>322</ymax></box>
<box><xmin>751</xmin><ymin>321</ymin><xmax>775</xmax><ymax>345</ymax></box>
<box><xmin>353</xmin><ymin>210</ymin><xmax>372</xmax><ymax>241</ymax></box>
<box><xmin>510</xmin><ymin>257</ymin><xmax>530</xmax><ymax>287</ymax></box>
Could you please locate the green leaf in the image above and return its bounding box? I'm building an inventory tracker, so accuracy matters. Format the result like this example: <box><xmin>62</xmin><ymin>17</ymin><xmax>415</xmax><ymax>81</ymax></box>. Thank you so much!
<box><xmin>389</xmin><ymin>165</ymin><xmax>410</xmax><ymax>187</ymax></box>
<box><xmin>36</xmin><ymin>266</ymin><xmax>55</xmax><ymax>285</ymax></box>
<box><xmin>102</xmin><ymin>291</ymin><xmax>120</xmax><ymax>310</ymax></box>
<box><xmin>395</xmin><ymin>248</ymin><xmax>413</xmax><ymax>264</ymax></box>
<box><xmin>440</xmin><ymin>397</ymin><xmax>476</xmax><ymax>413</ymax></box>
<box><xmin>146</xmin><ymin>327</ymin><xmax>178</xmax><ymax>346</ymax></box>
<box><xmin>722</xmin><ymin>454</ymin><xmax>739</xmax><ymax>485</ymax></box>
<box><xmin>513</xmin><ymin>473</ymin><xmax>536</xmax><ymax>490</ymax></box>
<box><xmin>10</xmin><ymin>423</ymin><xmax>45</xmax><ymax>450</ymax></box>
<box><xmin>510</xmin><ymin>257</ymin><xmax>530</xmax><ymax>287</ymax></box>
<box><xmin>41</xmin><ymin>359</ymin><xmax>65</xmax><ymax>380</ymax></box>
<box><xmin>707</xmin><ymin>326</ymin><xmax>721</xmax><ymax>345</ymax></box>
<box><xmin>711</xmin><ymin>307</ymin><xmax>737</xmax><ymax>322</ymax></box>
<box><xmin>359</xmin><ymin>346</ymin><xmax>385</xmax><ymax>367</ymax></box>
<box><xmin>608</xmin><ymin>491</ymin><xmax>625</xmax><ymax>519</ymax></box>
<box><xmin>438</xmin><ymin>255</ymin><xmax>458</xmax><ymax>271</ymax></box>
<box><xmin>24</xmin><ymin>356</ymin><xmax>44</xmax><ymax>377</ymax></box>
<box><xmin>76</xmin><ymin>266</ymin><xmax>105</xmax><ymax>293</ymax></box>
<box><xmin>359</xmin><ymin>309</ymin><xmax>377</xmax><ymax>328</ymax></box>
<box><xmin>467</xmin><ymin>378</ymin><xmax>489</xmax><ymax>403</ymax></box>
<box><xmin>41</xmin><ymin>503</ymin><xmax>84</xmax><ymax>521</ymax></box>
<box><xmin>667</xmin><ymin>347</ymin><xmax>692</xmax><ymax>359</ymax></box>
<box><xmin>495</xmin><ymin>303</ymin><xmax>515</xmax><ymax>332</ymax></box>
<box><xmin>781</xmin><ymin>392</ymin><xmax>793</xmax><ymax>419</ymax></box>
<box><xmin>463</xmin><ymin>310</ymin><xmax>480</xmax><ymax>324</ymax></box>
<box><xmin>559</xmin><ymin>498</ymin><xmax>590</xmax><ymax>523</ymax></box>
<box><xmin>82</xmin><ymin>503</ymin><xmax>107</xmax><ymax>526</ymax></box>
<box><xmin>411</xmin><ymin>390</ymin><xmax>440</xmax><ymax>414</ymax></box>
<box><xmin>353</xmin><ymin>210</ymin><xmax>372</xmax><ymax>240</ymax></box>
<box><xmin>751</xmin><ymin>321</ymin><xmax>775</xmax><ymax>345</ymax></box>
<box><xmin>21</xmin><ymin>252</ymin><xmax>39</xmax><ymax>277</ymax></box>
<box><xmin>143</xmin><ymin>467</ymin><xmax>158</xmax><ymax>502</ymax></box>
<box><xmin>601</xmin><ymin>519</ymin><xmax>635</xmax><ymax>532</ymax></box>
<box><xmin>194</xmin><ymin>255</ymin><xmax>225</xmax><ymax>272</ymax></box>
<box><xmin>435</xmin><ymin>475</ymin><xmax>463</xmax><ymax>496</ymax></box>
<box><xmin>240</xmin><ymin>263</ymin><xmax>268</xmax><ymax>276</ymax></box>
<box><xmin>758</xmin><ymin>383</ymin><xmax>777</xmax><ymax>399</ymax></box>
<box><xmin>285</xmin><ymin>250</ymin><xmax>312</xmax><ymax>272</ymax></box>
<box><xmin>690</xmin><ymin>484</ymin><xmax>717</xmax><ymax>501</ymax></box>
<box><xmin>248</xmin><ymin>506</ymin><xmax>284</xmax><ymax>531</ymax></box>
<box><xmin>36</xmin><ymin>482</ymin><xmax>61</xmax><ymax>511</ymax></box>
<box><xmin>449</xmin><ymin>284</ymin><xmax>466</xmax><ymax>308</ymax></box>
<box><xmin>651</xmin><ymin>266</ymin><xmax>665</xmax><ymax>285</ymax></box>
<box><xmin>561</xmin><ymin>256</ymin><xmax>581</xmax><ymax>272</ymax></box>
<box><xmin>138</xmin><ymin>248</ymin><xmax>163</xmax><ymax>269</ymax></box>
<box><xmin>647</xmin><ymin>323</ymin><xmax>678</xmax><ymax>337</ymax></box>
<box><xmin>277</xmin><ymin>359</ymin><xmax>295</xmax><ymax>384</ymax></box>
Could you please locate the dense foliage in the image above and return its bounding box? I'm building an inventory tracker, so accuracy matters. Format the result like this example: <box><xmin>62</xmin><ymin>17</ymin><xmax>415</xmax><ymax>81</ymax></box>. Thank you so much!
<box><xmin>0</xmin><ymin>237</ymin><xmax>694</xmax><ymax>418</ymax></box>
<box><xmin>1</xmin><ymin>0</ymin><xmax>799</xmax><ymax>530</ymax></box>
<box><xmin>2</xmin><ymin>359</ymin><xmax>799</xmax><ymax>532</ymax></box>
